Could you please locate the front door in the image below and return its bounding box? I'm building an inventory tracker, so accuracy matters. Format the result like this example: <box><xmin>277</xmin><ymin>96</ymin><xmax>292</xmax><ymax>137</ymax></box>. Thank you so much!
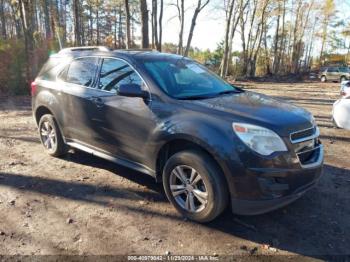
<box><xmin>88</xmin><ymin>58</ymin><xmax>157</xmax><ymax>166</ymax></box>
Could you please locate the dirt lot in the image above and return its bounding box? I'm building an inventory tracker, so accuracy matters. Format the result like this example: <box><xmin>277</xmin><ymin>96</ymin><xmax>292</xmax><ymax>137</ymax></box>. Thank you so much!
<box><xmin>0</xmin><ymin>81</ymin><xmax>349</xmax><ymax>259</ymax></box>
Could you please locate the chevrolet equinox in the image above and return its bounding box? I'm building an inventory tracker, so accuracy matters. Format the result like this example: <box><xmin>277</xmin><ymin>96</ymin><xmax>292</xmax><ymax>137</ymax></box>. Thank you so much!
<box><xmin>32</xmin><ymin>47</ymin><xmax>324</xmax><ymax>222</ymax></box>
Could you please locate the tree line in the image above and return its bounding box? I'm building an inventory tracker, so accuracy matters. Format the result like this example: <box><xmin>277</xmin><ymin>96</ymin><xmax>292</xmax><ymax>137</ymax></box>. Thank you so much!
<box><xmin>0</xmin><ymin>0</ymin><xmax>348</xmax><ymax>94</ymax></box>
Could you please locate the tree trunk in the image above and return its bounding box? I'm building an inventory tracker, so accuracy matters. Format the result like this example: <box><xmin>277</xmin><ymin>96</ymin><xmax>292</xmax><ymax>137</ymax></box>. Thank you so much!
<box><xmin>152</xmin><ymin>0</ymin><xmax>158</xmax><ymax>49</ymax></box>
<box><xmin>73</xmin><ymin>0</ymin><xmax>81</xmax><ymax>46</ymax></box>
<box><xmin>118</xmin><ymin>4</ymin><xmax>123</xmax><ymax>48</ymax></box>
<box><xmin>19</xmin><ymin>0</ymin><xmax>35</xmax><ymax>88</ymax></box>
<box><xmin>114</xmin><ymin>8</ymin><xmax>118</xmax><ymax>48</ymax></box>
<box><xmin>272</xmin><ymin>0</ymin><xmax>281</xmax><ymax>74</ymax></box>
<box><xmin>176</xmin><ymin>0</ymin><xmax>185</xmax><ymax>55</ymax></box>
<box><xmin>140</xmin><ymin>0</ymin><xmax>149</xmax><ymax>48</ymax></box>
<box><xmin>125</xmin><ymin>0</ymin><xmax>131</xmax><ymax>48</ymax></box>
<box><xmin>184</xmin><ymin>0</ymin><xmax>210</xmax><ymax>57</ymax></box>
<box><xmin>220</xmin><ymin>0</ymin><xmax>235</xmax><ymax>77</ymax></box>
<box><xmin>157</xmin><ymin>0</ymin><xmax>163</xmax><ymax>51</ymax></box>
<box><xmin>0</xmin><ymin>0</ymin><xmax>7</xmax><ymax>39</ymax></box>
<box><xmin>96</xmin><ymin>6</ymin><xmax>100</xmax><ymax>45</ymax></box>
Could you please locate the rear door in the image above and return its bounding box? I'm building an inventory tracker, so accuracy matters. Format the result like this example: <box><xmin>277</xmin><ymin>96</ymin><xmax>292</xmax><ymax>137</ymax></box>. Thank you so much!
<box><xmin>327</xmin><ymin>67</ymin><xmax>339</xmax><ymax>81</ymax></box>
<box><xmin>57</xmin><ymin>56</ymin><xmax>101</xmax><ymax>145</ymax></box>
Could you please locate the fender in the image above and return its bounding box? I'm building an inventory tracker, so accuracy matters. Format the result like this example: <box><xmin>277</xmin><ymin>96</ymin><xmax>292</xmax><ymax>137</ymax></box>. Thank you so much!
<box><xmin>33</xmin><ymin>83</ymin><xmax>67</xmax><ymax>141</ymax></box>
<box><xmin>149</xmin><ymin>116</ymin><xmax>241</xmax><ymax>198</ymax></box>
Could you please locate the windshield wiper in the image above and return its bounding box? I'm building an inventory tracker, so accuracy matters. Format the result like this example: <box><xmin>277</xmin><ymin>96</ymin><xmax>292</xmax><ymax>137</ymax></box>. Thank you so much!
<box><xmin>177</xmin><ymin>94</ymin><xmax>216</xmax><ymax>100</ymax></box>
<box><xmin>217</xmin><ymin>90</ymin><xmax>242</xmax><ymax>96</ymax></box>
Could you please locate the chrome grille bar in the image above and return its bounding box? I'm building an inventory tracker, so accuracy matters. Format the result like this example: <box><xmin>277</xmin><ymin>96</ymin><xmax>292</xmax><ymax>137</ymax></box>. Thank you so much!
<box><xmin>290</xmin><ymin>126</ymin><xmax>320</xmax><ymax>144</ymax></box>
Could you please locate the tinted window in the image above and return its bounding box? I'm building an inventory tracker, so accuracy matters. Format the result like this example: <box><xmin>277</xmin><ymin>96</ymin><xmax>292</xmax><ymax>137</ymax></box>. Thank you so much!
<box><xmin>327</xmin><ymin>68</ymin><xmax>338</xmax><ymax>73</ymax></box>
<box><xmin>98</xmin><ymin>58</ymin><xmax>143</xmax><ymax>92</ymax></box>
<box><xmin>66</xmin><ymin>57</ymin><xmax>98</xmax><ymax>86</ymax></box>
<box><xmin>339</xmin><ymin>67</ymin><xmax>349</xmax><ymax>73</ymax></box>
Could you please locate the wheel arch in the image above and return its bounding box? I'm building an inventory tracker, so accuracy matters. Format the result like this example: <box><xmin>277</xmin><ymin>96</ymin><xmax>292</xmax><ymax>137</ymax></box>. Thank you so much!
<box><xmin>155</xmin><ymin>135</ymin><xmax>235</xmax><ymax>213</ymax></box>
<box><xmin>155</xmin><ymin>136</ymin><xmax>227</xmax><ymax>184</ymax></box>
<box><xmin>35</xmin><ymin>105</ymin><xmax>54</xmax><ymax>125</ymax></box>
<box><xmin>34</xmin><ymin>105</ymin><xmax>66</xmax><ymax>143</ymax></box>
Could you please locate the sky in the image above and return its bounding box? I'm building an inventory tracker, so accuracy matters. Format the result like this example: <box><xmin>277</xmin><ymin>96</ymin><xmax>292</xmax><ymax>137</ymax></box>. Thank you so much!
<box><xmin>159</xmin><ymin>0</ymin><xmax>350</xmax><ymax>53</ymax></box>
<box><xmin>161</xmin><ymin>1</ymin><xmax>226</xmax><ymax>51</ymax></box>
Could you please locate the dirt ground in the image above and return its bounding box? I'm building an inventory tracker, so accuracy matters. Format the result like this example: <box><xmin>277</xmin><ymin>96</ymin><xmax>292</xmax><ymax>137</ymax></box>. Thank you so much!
<box><xmin>0</xmin><ymin>81</ymin><xmax>349</xmax><ymax>259</ymax></box>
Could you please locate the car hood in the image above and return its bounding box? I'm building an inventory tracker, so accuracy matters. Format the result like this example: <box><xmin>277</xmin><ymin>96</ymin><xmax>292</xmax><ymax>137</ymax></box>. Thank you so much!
<box><xmin>189</xmin><ymin>91</ymin><xmax>314</xmax><ymax>136</ymax></box>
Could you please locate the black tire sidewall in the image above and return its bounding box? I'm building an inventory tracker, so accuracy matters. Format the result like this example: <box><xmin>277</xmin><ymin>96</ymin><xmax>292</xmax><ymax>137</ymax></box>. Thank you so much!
<box><xmin>163</xmin><ymin>150</ymin><xmax>228</xmax><ymax>223</ymax></box>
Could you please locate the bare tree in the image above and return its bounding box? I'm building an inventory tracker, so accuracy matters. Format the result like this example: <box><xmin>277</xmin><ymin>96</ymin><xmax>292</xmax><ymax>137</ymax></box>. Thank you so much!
<box><xmin>184</xmin><ymin>0</ymin><xmax>210</xmax><ymax>57</ymax></box>
<box><xmin>0</xmin><ymin>0</ymin><xmax>7</xmax><ymax>39</ymax></box>
<box><xmin>220</xmin><ymin>0</ymin><xmax>236</xmax><ymax>77</ymax></box>
<box><xmin>73</xmin><ymin>0</ymin><xmax>81</xmax><ymax>46</ymax></box>
<box><xmin>175</xmin><ymin>0</ymin><xmax>185</xmax><ymax>54</ymax></box>
<box><xmin>125</xmin><ymin>0</ymin><xmax>131</xmax><ymax>48</ymax></box>
<box><xmin>152</xmin><ymin>0</ymin><xmax>158</xmax><ymax>49</ymax></box>
<box><xmin>157</xmin><ymin>0</ymin><xmax>163</xmax><ymax>51</ymax></box>
<box><xmin>140</xmin><ymin>0</ymin><xmax>149</xmax><ymax>48</ymax></box>
<box><xmin>18</xmin><ymin>0</ymin><xmax>35</xmax><ymax>84</ymax></box>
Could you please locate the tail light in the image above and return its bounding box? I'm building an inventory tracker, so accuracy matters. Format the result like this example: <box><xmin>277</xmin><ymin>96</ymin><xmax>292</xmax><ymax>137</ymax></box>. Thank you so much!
<box><xmin>31</xmin><ymin>81</ymin><xmax>37</xmax><ymax>96</ymax></box>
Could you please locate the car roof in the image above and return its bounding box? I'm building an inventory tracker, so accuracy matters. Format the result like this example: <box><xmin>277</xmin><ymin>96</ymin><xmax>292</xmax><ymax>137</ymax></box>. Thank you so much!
<box><xmin>51</xmin><ymin>46</ymin><xmax>185</xmax><ymax>62</ymax></box>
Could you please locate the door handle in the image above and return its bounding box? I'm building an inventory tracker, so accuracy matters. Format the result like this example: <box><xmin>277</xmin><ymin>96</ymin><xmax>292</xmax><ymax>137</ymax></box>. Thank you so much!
<box><xmin>89</xmin><ymin>97</ymin><xmax>105</xmax><ymax>108</ymax></box>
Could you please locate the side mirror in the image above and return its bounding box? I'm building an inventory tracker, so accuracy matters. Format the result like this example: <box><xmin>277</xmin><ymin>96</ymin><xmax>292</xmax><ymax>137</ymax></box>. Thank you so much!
<box><xmin>117</xmin><ymin>83</ymin><xmax>149</xmax><ymax>98</ymax></box>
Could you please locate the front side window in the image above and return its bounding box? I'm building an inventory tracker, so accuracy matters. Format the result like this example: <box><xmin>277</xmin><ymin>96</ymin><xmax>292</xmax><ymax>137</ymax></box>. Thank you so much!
<box><xmin>98</xmin><ymin>58</ymin><xmax>143</xmax><ymax>93</ymax></box>
<box><xmin>140</xmin><ymin>58</ymin><xmax>241</xmax><ymax>99</ymax></box>
<box><xmin>65</xmin><ymin>57</ymin><xmax>99</xmax><ymax>87</ymax></box>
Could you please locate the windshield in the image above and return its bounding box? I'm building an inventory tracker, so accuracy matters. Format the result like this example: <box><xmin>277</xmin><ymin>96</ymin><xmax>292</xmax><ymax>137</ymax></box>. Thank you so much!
<box><xmin>141</xmin><ymin>59</ymin><xmax>241</xmax><ymax>99</ymax></box>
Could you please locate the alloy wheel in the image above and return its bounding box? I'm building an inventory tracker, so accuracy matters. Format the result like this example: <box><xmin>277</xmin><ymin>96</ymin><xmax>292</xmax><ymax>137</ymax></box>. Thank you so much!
<box><xmin>40</xmin><ymin>121</ymin><xmax>56</xmax><ymax>150</ymax></box>
<box><xmin>169</xmin><ymin>165</ymin><xmax>208</xmax><ymax>213</ymax></box>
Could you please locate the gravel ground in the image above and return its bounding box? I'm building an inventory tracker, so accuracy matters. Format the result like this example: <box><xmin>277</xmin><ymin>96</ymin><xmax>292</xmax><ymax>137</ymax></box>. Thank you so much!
<box><xmin>0</xmin><ymin>81</ymin><xmax>349</xmax><ymax>260</ymax></box>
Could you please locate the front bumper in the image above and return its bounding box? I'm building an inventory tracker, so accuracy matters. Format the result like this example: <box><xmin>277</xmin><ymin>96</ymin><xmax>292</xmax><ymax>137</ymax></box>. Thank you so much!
<box><xmin>231</xmin><ymin>179</ymin><xmax>318</xmax><ymax>215</ymax></box>
<box><xmin>229</xmin><ymin>145</ymin><xmax>323</xmax><ymax>215</ymax></box>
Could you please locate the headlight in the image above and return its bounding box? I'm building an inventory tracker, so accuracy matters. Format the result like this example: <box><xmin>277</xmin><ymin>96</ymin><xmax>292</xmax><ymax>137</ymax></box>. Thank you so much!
<box><xmin>232</xmin><ymin>123</ymin><xmax>287</xmax><ymax>156</ymax></box>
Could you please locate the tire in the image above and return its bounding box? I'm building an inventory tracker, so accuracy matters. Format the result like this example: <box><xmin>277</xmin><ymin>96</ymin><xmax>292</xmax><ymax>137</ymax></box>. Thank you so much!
<box><xmin>340</xmin><ymin>76</ymin><xmax>346</xmax><ymax>83</ymax></box>
<box><xmin>321</xmin><ymin>76</ymin><xmax>327</xmax><ymax>82</ymax></box>
<box><xmin>38</xmin><ymin>114</ymin><xmax>68</xmax><ymax>157</ymax></box>
<box><xmin>163</xmin><ymin>150</ymin><xmax>228</xmax><ymax>223</ymax></box>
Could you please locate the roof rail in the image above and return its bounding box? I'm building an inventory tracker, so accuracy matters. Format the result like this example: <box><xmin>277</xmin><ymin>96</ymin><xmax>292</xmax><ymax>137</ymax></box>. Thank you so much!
<box><xmin>114</xmin><ymin>48</ymin><xmax>159</xmax><ymax>52</ymax></box>
<box><xmin>58</xmin><ymin>46</ymin><xmax>110</xmax><ymax>54</ymax></box>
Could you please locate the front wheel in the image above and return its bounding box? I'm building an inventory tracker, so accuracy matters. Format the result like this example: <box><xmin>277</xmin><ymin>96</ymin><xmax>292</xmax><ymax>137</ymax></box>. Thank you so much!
<box><xmin>163</xmin><ymin>150</ymin><xmax>228</xmax><ymax>223</ymax></box>
<box><xmin>340</xmin><ymin>76</ymin><xmax>347</xmax><ymax>83</ymax></box>
<box><xmin>321</xmin><ymin>76</ymin><xmax>327</xmax><ymax>82</ymax></box>
<box><xmin>38</xmin><ymin>114</ymin><xmax>68</xmax><ymax>157</ymax></box>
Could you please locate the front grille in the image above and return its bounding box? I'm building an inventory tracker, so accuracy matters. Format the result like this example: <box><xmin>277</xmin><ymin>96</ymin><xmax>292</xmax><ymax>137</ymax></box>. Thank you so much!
<box><xmin>290</xmin><ymin>126</ymin><xmax>322</xmax><ymax>168</ymax></box>
<box><xmin>290</xmin><ymin>126</ymin><xmax>317</xmax><ymax>143</ymax></box>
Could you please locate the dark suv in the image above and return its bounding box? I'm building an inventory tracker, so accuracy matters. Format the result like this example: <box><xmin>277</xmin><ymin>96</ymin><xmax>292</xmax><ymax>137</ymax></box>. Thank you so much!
<box><xmin>32</xmin><ymin>47</ymin><xmax>323</xmax><ymax>222</ymax></box>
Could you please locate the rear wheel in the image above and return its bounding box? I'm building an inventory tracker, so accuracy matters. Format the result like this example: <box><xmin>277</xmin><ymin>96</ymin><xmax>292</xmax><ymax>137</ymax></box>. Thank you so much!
<box><xmin>321</xmin><ymin>75</ymin><xmax>327</xmax><ymax>82</ymax></box>
<box><xmin>340</xmin><ymin>76</ymin><xmax>347</xmax><ymax>82</ymax></box>
<box><xmin>163</xmin><ymin>150</ymin><xmax>228</xmax><ymax>223</ymax></box>
<box><xmin>38</xmin><ymin>114</ymin><xmax>68</xmax><ymax>157</ymax></box>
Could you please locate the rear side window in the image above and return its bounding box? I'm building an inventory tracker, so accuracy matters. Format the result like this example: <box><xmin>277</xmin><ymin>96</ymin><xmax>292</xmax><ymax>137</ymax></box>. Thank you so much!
<box><xmin>65</xmin><ymin>57</ymin><xmax>99</xmax><ymax>87</ymax></box>
<box><xmin>328</xmin><ymin>68</ymin><xmax>338</xmax><ymax>73</ymax></box>
<box><xmin>98</xmin><ymin>58</ymin><xmax>143</xmax><ymax>92</ymax></box>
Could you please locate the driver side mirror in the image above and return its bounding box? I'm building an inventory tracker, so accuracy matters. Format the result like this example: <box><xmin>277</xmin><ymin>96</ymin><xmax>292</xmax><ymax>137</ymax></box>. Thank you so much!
<box><xmin>117</xmin><ymin>83</ymin><xmax>149</xmax><ymax>99</ymax></box>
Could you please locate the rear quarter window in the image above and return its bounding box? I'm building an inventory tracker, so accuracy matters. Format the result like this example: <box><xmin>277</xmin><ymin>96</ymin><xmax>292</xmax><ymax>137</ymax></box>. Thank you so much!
<box><xmin>38</xmin><ymin>56</ymin><xmax>68</xmax><ymax>81</ymax></box>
